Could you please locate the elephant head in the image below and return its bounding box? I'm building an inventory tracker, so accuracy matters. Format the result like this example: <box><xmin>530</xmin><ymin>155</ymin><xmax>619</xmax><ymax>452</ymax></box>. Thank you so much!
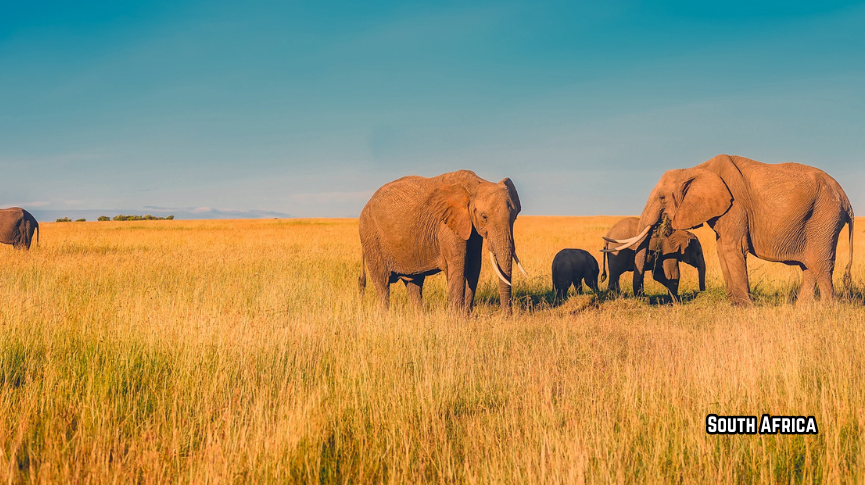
<box><xmin>636</xmin><ymin>229</ymin><xmax>707</xmax><ymax>296</ymax></box>
<box><xmin>605</xmin><ymin>168</ymin><xmax>732</xmax><ymax>253</ymax></box>
<box><xmin>430</xmin><ymin>177</ymin><xmax>526</xmax><ymax>310</ymax></box>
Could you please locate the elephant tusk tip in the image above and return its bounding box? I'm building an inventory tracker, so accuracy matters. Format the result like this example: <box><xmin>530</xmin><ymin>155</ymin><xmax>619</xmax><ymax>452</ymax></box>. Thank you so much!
<box><xmin>516</xmin><ymin>260</ymin><xmax>529</xmax><ymax>278</ymax></box>
<box><xmin>489</xmin><ymin>251</ymin><xmax>512</xmax><ymax>286</ymax></box>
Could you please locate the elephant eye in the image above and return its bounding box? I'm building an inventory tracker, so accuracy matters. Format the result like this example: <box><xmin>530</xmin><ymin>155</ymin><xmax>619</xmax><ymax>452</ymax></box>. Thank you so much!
<box><xmin>480</xmin><ymin>212</ymin><xmax>488</xmax><ymax>220</ymax></box>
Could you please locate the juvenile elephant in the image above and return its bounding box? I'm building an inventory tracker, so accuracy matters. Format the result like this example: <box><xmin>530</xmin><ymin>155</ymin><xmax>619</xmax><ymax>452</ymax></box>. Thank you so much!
<box><xmin>551</xmin><ymin>249</ymin><xmax>600</xmax><ymax>301</ymax></box>
<box><xmin>602</xmin><ymin>217</ymin><xmax>705</xmax><ymax>301</ymax></box>
<box><xmin>0</xmin><ymin>207</ymin><xmax>39</xmax><ymax>250</ymax></box>
<box><xmin>604</xmin><ymin>155</ymin><xmax>854</xmax><ymax>304</ymax></box>
<box><xmin>358</xmin><ymin>170</ymin><xmax>527</xmax><ymax>313</ymax></box>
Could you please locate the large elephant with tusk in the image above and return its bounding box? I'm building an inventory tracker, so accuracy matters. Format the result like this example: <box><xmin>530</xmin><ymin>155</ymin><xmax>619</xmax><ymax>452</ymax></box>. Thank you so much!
<box><xmin>603</xmin><ymin>154</ymin><xmax>854</xmax><ymax>305</ymax></box>
<box><xmin>359</xmin><ymin>170</ymin><xmax>527</xmax><ymax>313</ymax></box>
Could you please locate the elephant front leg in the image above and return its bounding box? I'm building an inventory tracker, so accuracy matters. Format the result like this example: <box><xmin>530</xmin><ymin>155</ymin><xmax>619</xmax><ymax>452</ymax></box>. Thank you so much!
<box><xmin>446</xmin><ymin>266</ymin><xmax>468</xmax><ymax>313</ymax></box>
<box><xmin>632</xmin><ymin>271</ymin><xmax>645</xmax><ymax>297</ymax></box>
<box><xmin>666</xmin><ymin>279</ymin><xmax>680</xmax><ymax>303</ymax></box>
<box><xmin>633</xmin><ymin>248</ymin><xmax>649</xmax><ymax>297</ymax></box>
<box><xmin>659</xmin><ymin>258</ymin><xmax>680</xmax><ymax>303</ymax></box>
<box><xmin>717</xmin><ymin>238</ymin><xmax>751</xmax><ymax>305</ymax></box>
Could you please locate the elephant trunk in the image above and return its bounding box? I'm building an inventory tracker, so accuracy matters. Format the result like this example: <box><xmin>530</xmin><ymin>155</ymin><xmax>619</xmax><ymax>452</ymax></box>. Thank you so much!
<box><xmin>488</xmin><ymin>233</ymin><xmax>515</xmax><ymax>312</ymax></box>
<box><xmin>603</xmin><ymin>197</ymin><xmax>665</xmax><ymax>254</ymax></box>
<box><xmin>636</xmin><ymin>197</ymin><xmax>664</xmax><ymax>240</ymax></box>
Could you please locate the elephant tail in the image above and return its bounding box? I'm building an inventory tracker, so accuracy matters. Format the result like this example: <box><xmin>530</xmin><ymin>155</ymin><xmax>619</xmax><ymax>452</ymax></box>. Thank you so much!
<box><xmin>358</xmin><ymin>253</ymin><xmax>367</xmax><ymax>296</ymax></box>
<box><xmin>35</xmin><ymin>221</ymin><xmax>39</xmax><ymax>248</ymax></box>
<box><xmin>599</xmin><ymin>248</ymin><xmax>608</xmax><ymax>283</ymax></box>
<box><xmin>844</xmin><ymin>208</ymin><xmax>854</xmax><ymax>291</ymax></box>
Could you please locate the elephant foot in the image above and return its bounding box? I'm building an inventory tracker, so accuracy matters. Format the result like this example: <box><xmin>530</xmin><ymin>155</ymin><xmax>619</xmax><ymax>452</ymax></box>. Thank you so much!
<box><xmin>729</xmin><ymin>296</ymin><xmax>753</xmax><ymax>307</ymax></box>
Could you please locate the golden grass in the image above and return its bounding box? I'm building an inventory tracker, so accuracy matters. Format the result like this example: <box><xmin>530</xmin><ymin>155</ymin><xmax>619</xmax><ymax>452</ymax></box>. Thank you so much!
<box><xmin>1</xmin><ymin>216</ymin><xmax>863</xmax><ymax>483</ymax></box>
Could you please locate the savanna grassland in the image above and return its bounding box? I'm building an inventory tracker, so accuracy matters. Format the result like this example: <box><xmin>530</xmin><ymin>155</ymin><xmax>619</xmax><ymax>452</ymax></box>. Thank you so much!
<box><xmin>1</xmin><ymin>216</ymin><xmax>863</xmax><ymax>484</ymax></box>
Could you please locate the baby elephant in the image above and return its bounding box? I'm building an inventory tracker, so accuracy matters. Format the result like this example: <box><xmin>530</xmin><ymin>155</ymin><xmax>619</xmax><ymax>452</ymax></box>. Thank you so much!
<box><xmin>551</xmin><ymin>249</ymin><xmax>600</xmax><ymax>301</ymax></box>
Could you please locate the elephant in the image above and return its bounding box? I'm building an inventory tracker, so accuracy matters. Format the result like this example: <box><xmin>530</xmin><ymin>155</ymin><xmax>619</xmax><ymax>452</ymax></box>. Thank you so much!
<box><xmin>358</xmin><ymin>170</ymin><xmax>527</xmax><ymax>313</ymax></box>
<box><xmin>551</xmin><ymin>249</ymin><xmax>600</xmax><ymax>301</ymax></box>
<box><xmin>601</xmin><ymin>217</ymin><xmax>705</xmax><ymax>301</ymax></box>
<box><xmin>0</xmin><ymin>207</ymin><xmax>39</xmax><ymax>250</ymax></box>
<box><xmin>603</xmin><ymin>155</ymin><xmax>854</xmax><ymax>304</ymax></box>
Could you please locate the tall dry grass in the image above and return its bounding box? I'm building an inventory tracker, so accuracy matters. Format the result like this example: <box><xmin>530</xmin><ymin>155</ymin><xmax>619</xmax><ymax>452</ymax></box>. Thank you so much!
<box><xmin>0</xmin><ymin>217</ymin><xmax>863</xmax><ymax>483</ymax></box>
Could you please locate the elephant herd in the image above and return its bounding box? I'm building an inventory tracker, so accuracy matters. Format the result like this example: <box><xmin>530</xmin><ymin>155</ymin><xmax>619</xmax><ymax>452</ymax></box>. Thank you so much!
<box><xmin>358</xmin><ymin>154</ymin><xmax>855</xmax><ymax>312</ymax></box>
<box><xmin>1</xmin><ymin>153</ymin><xmax>854</xmax><ymax>313</ymax></box>
<box><xmin>551</xmin><ymin>218</ymin><xmax>707</xmax><ymax>303</ymax></box>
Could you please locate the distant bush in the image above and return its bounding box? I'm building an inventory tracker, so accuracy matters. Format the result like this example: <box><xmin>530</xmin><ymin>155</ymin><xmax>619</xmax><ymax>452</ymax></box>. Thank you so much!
<box><xmin>56</xmin><ymin>217</ymin><xmax>71</xmax><ymax>222</ymax></box>
<box><xmin>97</xmin><ymin>215</ymin><xmax>110</xmax><ymax>221</ymax></box>
<box><xmin>75</xmin><ymin>218</ymin><xmax>86</xmax><ymax>222</ymax></box>
<box><xmin>112</xmin><ymin>214</ymin><xmax>175</xmax><ymax>221</ymax></box>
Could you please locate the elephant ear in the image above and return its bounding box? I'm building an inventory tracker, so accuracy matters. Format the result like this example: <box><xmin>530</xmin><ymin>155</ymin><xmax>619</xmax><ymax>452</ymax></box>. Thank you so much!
<box><xmin>673</xmin><ymin>169</ymin><xmax>732</xmax><ymax>230</ymax></box>
<box><xmin>429</xmin><ymin>184</ymin><xmax>472</xmax><ymax>240</ymax></box>
<box><xmin>499</xmin><ymin>178</ymin><xmax>521</xmax><ymax>214</ymax></box>
<box><xmin>663</xmin><ymin>231</ymin><xmax>696</xmax><ymax>255</ymax></box>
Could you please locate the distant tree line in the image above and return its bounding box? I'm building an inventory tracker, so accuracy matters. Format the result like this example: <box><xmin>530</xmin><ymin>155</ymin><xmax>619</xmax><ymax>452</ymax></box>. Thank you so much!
<box><xmin>56</xmin><ymin>214</ymin><xmax>175</xmax><ymax>222</ymax></box>
<box><xmin>110</xmin><ymin>214</ymin><xmax>175</xmax><ymax>221</ymax></box>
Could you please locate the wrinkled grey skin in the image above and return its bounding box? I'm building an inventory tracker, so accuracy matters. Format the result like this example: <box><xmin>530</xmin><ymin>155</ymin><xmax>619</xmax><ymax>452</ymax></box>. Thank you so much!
<box><xmin>358</xmin><ymin>170</ymin><xmax>522</xmax><ymax>314</ymax></box>
<box><xmin>0</xmin><ymin>207</ymin><xmax>39</xmax><ymax>250</ymax></box>
<box><xmin>602</xmin><ymin>217</ymin><xmax>705</xmax><ymax>302</ymax></box>
<box><xmin>551</xmin><ymin>249</ymin><xmax>600</xmax><ymax>301</ymax></box>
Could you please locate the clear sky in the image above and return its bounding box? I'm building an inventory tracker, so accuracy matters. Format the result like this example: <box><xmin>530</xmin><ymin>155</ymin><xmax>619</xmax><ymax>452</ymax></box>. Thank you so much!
<box><xmin>2</xmin><ymin>0</ymin><xmax>864</xmax><ymax>219</ymax></box>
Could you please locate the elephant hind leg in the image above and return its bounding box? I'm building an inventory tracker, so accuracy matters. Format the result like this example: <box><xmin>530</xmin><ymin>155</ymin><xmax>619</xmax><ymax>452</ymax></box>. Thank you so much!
<box><xmin>816</xmin><ymin>272</ymin><xmax>836</xmax><ymax>301</ymax></box>
<box><xmin>804</xmin><ymin>250</ymin><xmax>837</xmax><ymax>302</ymax></box>
<box><xmin>607</xmin><ymin>272</ymin><xmax>621</xmax><ymax>294</ymax></box>
<box><xmin>554</xmin><ymin>285</ymin><xmax>568</xmax><ymax>301</ymax></box>
<box><xmin>797</xmin><ymin>265</ymin><xmax>817</xmax><ymax>303</ymax></box>
<box><xmin>717</xmin><ymin>238</ymin><xmax>752</xmax><ymax>305</ymax></box>
<box><xmin>585</xmin><ymin>276</ymin><xmax>599</xmax><ymax>294</ymax></box>
<box><xmin>810</xmin><ymin>261</ymin><xmax>836</xmax><ymax>302</ymax></box>
<box><xmin>364</xmin><ymin>255</ymin><xmax>391</xmax><ymax>309</ymax></box>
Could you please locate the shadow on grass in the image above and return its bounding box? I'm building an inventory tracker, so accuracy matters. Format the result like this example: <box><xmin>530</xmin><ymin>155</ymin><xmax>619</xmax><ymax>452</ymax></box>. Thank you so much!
<box><xmin>513</xmin><ymin>286</ymin><xmax>709</xmax><ymax>310</ymax></box>
<box><xmin>473</xmin><ymin>276</ymin><xmax>865</xmax><ymax>313</ymax></box>
<box><xmin>749</xmin><ymin>279</ymin><xmax>865</xmax><ymax>306</ymax></box>
<box><xmin>474</xmin><ymin>282</ymin><xmax>712</xmax><ymax>313</ymax></box>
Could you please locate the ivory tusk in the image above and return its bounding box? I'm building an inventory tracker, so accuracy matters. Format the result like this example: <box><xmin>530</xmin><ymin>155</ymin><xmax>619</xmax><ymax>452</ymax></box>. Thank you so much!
<box><xmin>602</xmin><ymin>225</ymin><xmax>652</xmax><ymax>251</ymax></box>
<box><xmin>489</xmin><ymin>251</ymin><xmax>512</xmax><ymax>286</ymax></box>
<box><xmin>513</xmin><ymin>253</ymin><xmax>529</xmax><ymax>278</ymax></box>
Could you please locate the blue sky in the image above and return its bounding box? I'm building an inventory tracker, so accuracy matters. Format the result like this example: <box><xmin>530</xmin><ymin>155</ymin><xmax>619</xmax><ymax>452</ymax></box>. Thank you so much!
<box><xmin>1</xmin><ymin>0</ymin><xmax>864</xmax><ymax>218</ymax></box>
